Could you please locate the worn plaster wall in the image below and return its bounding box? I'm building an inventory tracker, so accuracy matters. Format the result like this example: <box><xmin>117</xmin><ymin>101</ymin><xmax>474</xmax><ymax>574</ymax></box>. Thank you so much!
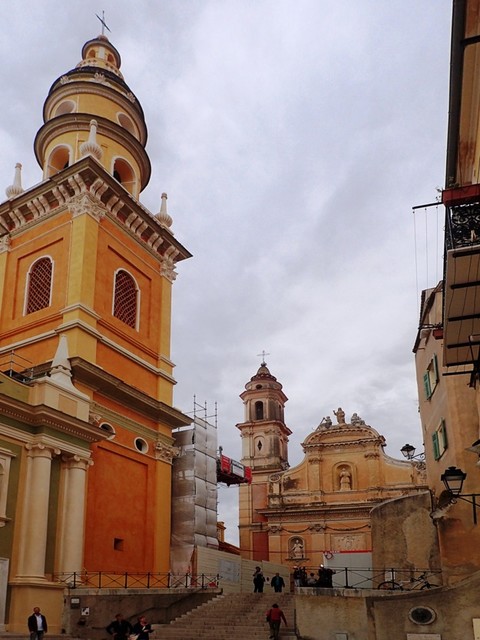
<box><xmin>371</xmin><ymin>492</ymin><xmax>440</xmax><ymax>574</ymax></box>
<box><xmin>295</xmin><ymin>572</ymin><xmax>480</xmax><ymax>639</ymax></box>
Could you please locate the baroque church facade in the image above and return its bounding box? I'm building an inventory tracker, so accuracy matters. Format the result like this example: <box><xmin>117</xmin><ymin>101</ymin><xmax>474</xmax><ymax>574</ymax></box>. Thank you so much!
<box><xmin>0</xmin><ymin>35</ymin><xmax>191</xmax><ymax>631</ymax></box>
<box><xmin>237</xmin><ymin>361</ymin><xmax>428</xmax><ymax>570</ymax></box>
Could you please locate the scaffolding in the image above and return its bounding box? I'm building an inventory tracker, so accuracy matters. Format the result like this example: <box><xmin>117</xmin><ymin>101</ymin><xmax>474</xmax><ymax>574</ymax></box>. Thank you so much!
<box><xmin>170</xmin><ymin>399</ymin><xmax>219</xmax><ymax>573</ymax></box>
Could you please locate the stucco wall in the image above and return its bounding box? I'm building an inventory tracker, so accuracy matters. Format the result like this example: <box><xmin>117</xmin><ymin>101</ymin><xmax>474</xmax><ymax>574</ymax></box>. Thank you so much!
<box><xmin>62</xmin><ymin>589</ymin><xmax>219</xmax><ymax>639</ymax></box>
<box><xmin>296</xmin><ymin>572</ymin><xmax>480</xmax><ymax>639</ymax></box>
<box><xmin>371</xmin><ymin>492</ymin><xmax>440</xmax><ymax>573</ymax></box>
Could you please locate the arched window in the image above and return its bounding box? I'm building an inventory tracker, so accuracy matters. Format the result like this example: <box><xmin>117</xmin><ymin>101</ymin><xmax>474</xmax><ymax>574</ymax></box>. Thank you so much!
<box><xmin>117</xmin><ymin>113</ymin><xmax>137</xmax><ymax>138</ymax></box>
<box><xmin>47</xmin><ymin>145</ymin><xmax>71</xmax><ymax>177</ymax></box>
<box><xmin>255</xmin><ymin>401</ymin><xmax>264</xmax><ymax>420</ymax></box>
<box><xmin>54</xmin><ymin>100</ymin><xmax>76</xmax><ymax>117</ymax></box>
<box><xmin>113</xmin><ymin>269</ymin><xmax>138</xmax><ymax>329</ymax></box>
<box><xmin>25</xmin><ymin>257</ymin><xmax>53</xmax><ymax>314</ymax></box>
<box><xmin>112</xmin><ymin>157</ymin><xmax>137</xmax><ymax>195</ymax></box>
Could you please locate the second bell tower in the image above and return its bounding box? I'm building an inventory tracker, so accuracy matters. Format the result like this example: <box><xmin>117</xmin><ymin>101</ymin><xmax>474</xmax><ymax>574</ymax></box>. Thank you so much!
<box><xmin>237</xmin><ymin>360</ymin><xmax>291</xmax><ymax>560</ymax></box>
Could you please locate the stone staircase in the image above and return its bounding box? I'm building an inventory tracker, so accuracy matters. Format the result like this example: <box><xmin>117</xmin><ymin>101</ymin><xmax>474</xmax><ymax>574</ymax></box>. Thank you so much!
<box><xmin>154</xmin><ymin>592</ymin><xmax>296</xmax><ymax>640</ymax></box>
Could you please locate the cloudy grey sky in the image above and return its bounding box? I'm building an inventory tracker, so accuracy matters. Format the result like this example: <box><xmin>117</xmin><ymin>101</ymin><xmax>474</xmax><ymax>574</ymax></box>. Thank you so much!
<box><xmin>0</xmin><ymin>2</ymin><xmax>452</xmax><ymax>543</ymax></box>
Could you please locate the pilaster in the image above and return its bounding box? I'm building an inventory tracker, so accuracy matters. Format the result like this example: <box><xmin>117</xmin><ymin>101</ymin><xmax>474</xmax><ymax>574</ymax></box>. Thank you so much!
<box><xmin>15</xmin><ymin>443</ymin><xmax>60</xmax><ymax>581</ymax></box>
<box><xmin>56</xmin><ymin>454</ymin><xmax>92</xmax><ymax>575</ymax></box>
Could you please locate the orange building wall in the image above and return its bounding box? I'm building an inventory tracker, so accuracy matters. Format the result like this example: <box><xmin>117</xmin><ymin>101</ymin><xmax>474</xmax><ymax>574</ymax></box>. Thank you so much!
<box><xmin>84</xmin><ymin>444</ymin><xmax>155</xmax><ymax>572</ymax></box>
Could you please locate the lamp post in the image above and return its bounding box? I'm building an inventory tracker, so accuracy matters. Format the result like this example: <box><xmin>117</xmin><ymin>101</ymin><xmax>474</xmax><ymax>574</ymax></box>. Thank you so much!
<box><xmin>400</xmin><ymin>444</ymin><xmax>425</xmax><ymax>461</ymax></box>
<box><xmin>440</xmin><ymin>466</ymin><xmax>479</xmax><ymax>524</ymax></box>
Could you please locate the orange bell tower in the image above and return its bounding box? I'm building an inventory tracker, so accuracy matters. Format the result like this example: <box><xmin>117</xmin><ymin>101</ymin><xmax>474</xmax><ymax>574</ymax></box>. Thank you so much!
<box><xmin>0</xmin><ymin>32</ymin><xmax>191</xmax><ymax>590</ymax></box>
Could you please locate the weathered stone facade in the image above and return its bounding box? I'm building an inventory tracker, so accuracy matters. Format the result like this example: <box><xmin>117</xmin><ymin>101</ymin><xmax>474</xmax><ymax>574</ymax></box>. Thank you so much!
<box><xmin>238</xmin><ymin>362</ymin><xmax>427</xmax><ymax>569</ymax></box>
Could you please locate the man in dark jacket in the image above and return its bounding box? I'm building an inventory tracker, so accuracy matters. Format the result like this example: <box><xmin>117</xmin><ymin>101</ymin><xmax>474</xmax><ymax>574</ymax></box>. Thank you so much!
<box><xmin>106</xmin><ymin>613</ymin><xmax>132</xmax><ymax>640</ymax></box>
<box><xmin>28</xmin><ymin>607</ymin><xmax>47</xmax><ymax>640</ymax></box>
<box><xmin>270</xmin><ymin>573</ymin><xmax>285</xmax><ymax>593</ymax></box>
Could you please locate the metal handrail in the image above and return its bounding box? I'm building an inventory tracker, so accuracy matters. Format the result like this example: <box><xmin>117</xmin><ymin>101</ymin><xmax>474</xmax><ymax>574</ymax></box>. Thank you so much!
<box><xmin>52</xmin><ymin>571</ymin><xmax>220</xmax><ymax>590</ymax></box>
<box><xmin>52</xmin><ymin>567</ymin><xmax>442</xmax><ymax>591</ymax></box>
<box><xmin>293</xmin><ymin>566</ymin><xmax>443</xmax><ymax>590</ymax></box>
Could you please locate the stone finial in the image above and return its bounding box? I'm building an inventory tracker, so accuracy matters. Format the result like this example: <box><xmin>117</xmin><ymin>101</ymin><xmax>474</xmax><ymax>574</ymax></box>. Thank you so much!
<box><xmin>156</xmin><ymin>192</ymin><xmax>173</xmax><ymax>229</ymax></box>
<box><xmin>79</xmin><ymin>120</ymin><xmax>103</xmax><ymax>160</ymax></box>
<box><xmin>49</xmin><ymin>333</ymin><xmax>73</xmax><ymax>385</ymax></box>
<box><xmin>5</xmin><ymin>163</ymin><xmax>24</xmax><ymax>198</ymax></box>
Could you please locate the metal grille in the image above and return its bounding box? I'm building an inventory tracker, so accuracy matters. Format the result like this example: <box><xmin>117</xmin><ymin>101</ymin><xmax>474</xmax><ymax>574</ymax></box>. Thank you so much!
<box><xmin>113</xmin><ymin>270</ymin><xmax>137</xmax><ymax>328</ymax></box>
<box><xmin>26</xmin><ymin>258</ymin><xmax>52</xmax><ymax>314</ymax></box>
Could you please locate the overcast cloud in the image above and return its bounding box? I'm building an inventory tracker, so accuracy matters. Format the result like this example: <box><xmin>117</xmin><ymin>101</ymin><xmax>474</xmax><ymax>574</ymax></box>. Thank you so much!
<box><xmin>0</xmin><ymin>2</ymin><xmax>452</xmax><ymax>543</ymax></box>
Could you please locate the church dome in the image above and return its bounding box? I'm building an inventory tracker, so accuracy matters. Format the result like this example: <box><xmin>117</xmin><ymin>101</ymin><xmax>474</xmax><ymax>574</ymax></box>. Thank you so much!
<box><xmin>34</xmin><ymin>35</ymin><xmax>151</xmax><ymax>197</ymax></box>
<box><xmin>250</xmin><ymin>363</ymin><xmax>277</xmax><ymax>382</ymax></box>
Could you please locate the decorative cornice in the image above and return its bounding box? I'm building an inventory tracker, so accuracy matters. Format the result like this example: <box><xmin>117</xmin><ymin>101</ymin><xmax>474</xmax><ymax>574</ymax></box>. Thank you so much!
<box><xmin>0</xmin><ymin>423</ymin><xmax>96</xmax><ymax>458</ymax></box>
<box><xmin>0</xmin><ymin>157</ymin><xmax>191</xmax><ymax>268</ymax></box>
<box><xmin>70</xmin><ymin>357</ymin><xmax>191</xmax><ymax>428</ymax></box>
<box><xmin>0</xmin><ymin>394</ymin><xmax>107</xmax><ymax>445</ymax></box>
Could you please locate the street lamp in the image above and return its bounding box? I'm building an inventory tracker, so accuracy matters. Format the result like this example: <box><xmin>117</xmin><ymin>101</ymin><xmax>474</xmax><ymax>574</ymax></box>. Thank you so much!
<box><xmin>400</xmin><ymin>443</ymin><xmax>425</xmax><ymax>461</ymax></box>
<box><xmin>440</xmin><ymin>466</ymin><xmax>479</xmax><ymax>524</ymax></box>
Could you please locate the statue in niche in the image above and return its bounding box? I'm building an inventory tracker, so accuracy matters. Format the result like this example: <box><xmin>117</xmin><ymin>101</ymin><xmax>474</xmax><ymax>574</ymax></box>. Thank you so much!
<box><xmin>291</xmin><ymin>538</ymin><xmax>304</xmax><ymax>559</ymax></box>
<box><xmin>333</xmin><ymin>407</ymin><xmax>345</xmax><ymax>424</ymax></box>
<box><xmin>339</xmin><ymin>468</ymin><xmax>352</xmax><ymax>491</ymax></box>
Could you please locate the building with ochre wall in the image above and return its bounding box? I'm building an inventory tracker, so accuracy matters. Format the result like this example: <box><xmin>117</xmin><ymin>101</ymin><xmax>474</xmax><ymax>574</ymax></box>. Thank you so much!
<box><xmin>237</xmin><ymin>361</ymin><xmax>427</xmax><ymax>570</ymax></box>
<box><xmin>0</xmin><ymin>34</ymin><xmax>191</xmax><ymax>631</ymax></box>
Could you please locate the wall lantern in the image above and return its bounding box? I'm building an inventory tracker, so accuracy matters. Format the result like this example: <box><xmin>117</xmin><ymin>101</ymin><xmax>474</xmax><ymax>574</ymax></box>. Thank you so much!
<box><xmin>440</xmin><ymin>466</ymin><xmax>479</xmax><ymax>524</ymax></box>
<box><xmin>400</xmin><ymin>444</ymin><xmax>425</xmax><ymax>461</ymax></box>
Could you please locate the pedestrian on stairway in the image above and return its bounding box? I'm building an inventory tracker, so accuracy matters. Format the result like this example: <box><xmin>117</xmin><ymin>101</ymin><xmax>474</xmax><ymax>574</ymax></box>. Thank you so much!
<box><xmin>266</xmin><ymin>603</ymin><xmax>287</xmax><ymax>640</ymax></box>
<box><xmin>270</xmin><ymin>572</ymin><xmax>285</xmax><ymax>593</ymax></box>
<box><xmin>131</xmin><ymin>616</ymin><xmax>153</xmax><ymax>640</ymax></box>
<box><xmin>106</xmin><ymin>613</ymin><xmax>132</xmax><ymax>640</ymax></box>
<box><xmin>253</xmin><ymin>566</ymin><xmax>266</xmax><ymax>593</ymax></box>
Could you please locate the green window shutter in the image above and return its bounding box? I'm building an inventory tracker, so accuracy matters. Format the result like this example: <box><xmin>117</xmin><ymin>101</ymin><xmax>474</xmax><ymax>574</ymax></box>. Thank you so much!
<box><xmin>440</xmin><ymin>419</ymin><xmax>448</xmax><ymax>449</ymax></box>
<box><xmin>432</xmin><ymin>432</ymin><xmax>440</xmax><ymax>460</ymax></box>
<box><xmin>423</xmin><ymin>372</ymin><xmax>432</xmax><ymax>399</ymax></box>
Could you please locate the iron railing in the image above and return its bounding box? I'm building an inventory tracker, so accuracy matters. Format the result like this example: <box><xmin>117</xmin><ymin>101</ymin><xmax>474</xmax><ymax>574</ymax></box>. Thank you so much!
<box><xmin>52</xmin><ymin>567</ymin><xmax>442</xmax><ymax>591</ymax></box>
<box><xmin>53</xmin><ymin>571</ymin><xmax>220</xmax><ymax>590</ymax></box>
<box><xmin>445</xmin><ymin>200</ymin><xmax>480</xmax><ymax>250</ymax></box>
<box><xmin>293</xmin><ymin>566</ymin><xmax>443</xmax><ymax>590</ymax></box>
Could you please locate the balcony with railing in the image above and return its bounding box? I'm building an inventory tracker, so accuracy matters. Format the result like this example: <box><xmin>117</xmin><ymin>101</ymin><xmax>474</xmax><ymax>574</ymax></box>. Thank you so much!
<box><xmin>442</xmin><ymin>185</ymin><xmax>480</xmax><ymax>369</ymax></box>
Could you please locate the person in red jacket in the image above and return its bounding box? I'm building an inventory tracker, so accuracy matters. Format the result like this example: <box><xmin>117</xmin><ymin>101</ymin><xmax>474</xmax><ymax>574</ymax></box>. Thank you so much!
<box><xmin>265</xmin><ymin>603</ymin><xmax>287</xmax><ymax>640</ymax></box>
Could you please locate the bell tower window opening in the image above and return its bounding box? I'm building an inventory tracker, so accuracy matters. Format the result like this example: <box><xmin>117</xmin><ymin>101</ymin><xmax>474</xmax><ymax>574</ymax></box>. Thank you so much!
<box><xmin>54</xmin><ymin>100</ymin><xmax>76</xmax><ymax>117</ymax></box>
<box><xmin>112</xmin><ymin>158</ymin><xmax>137</xmax><ymax>196</ymax></box>
<box><xmin>255</xmin><ymin>401</ymin><xmax>264</xmax><ymax>420</ymax></box>
<box><xmin>113</xmin><ymin>269</ymin><xmax>139</xmax><ymax>329</ymax></box>
<box><xmin>117</xmin><ymin>113</ymin><xmax>137</xmax><ymax>138</ymax></box>
<box><xmin>47</xmin><ymin>145</ymin><xmax>71</xmax><ymax>177</ymax></box>
<box><xmin>25</xmin><ymin>257</ymin><xmax>53</xmax><ymax>314</ymax></box>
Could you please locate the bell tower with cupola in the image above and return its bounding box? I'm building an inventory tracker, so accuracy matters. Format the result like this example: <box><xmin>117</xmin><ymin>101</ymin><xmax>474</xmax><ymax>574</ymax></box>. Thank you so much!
<box><xmin>0</xmin><ymin>33</ymin><xmax>192</xmax><ymax>630</ymax></box>
<box><xmin>237</xmin><ymin>360</ymin><xmax>291</xmax><ymax>560</ymax></box>
<box><xmin>34</xmin><ymin>35</ymin><xmax>150</xmax><ymax>198</ymax></box>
